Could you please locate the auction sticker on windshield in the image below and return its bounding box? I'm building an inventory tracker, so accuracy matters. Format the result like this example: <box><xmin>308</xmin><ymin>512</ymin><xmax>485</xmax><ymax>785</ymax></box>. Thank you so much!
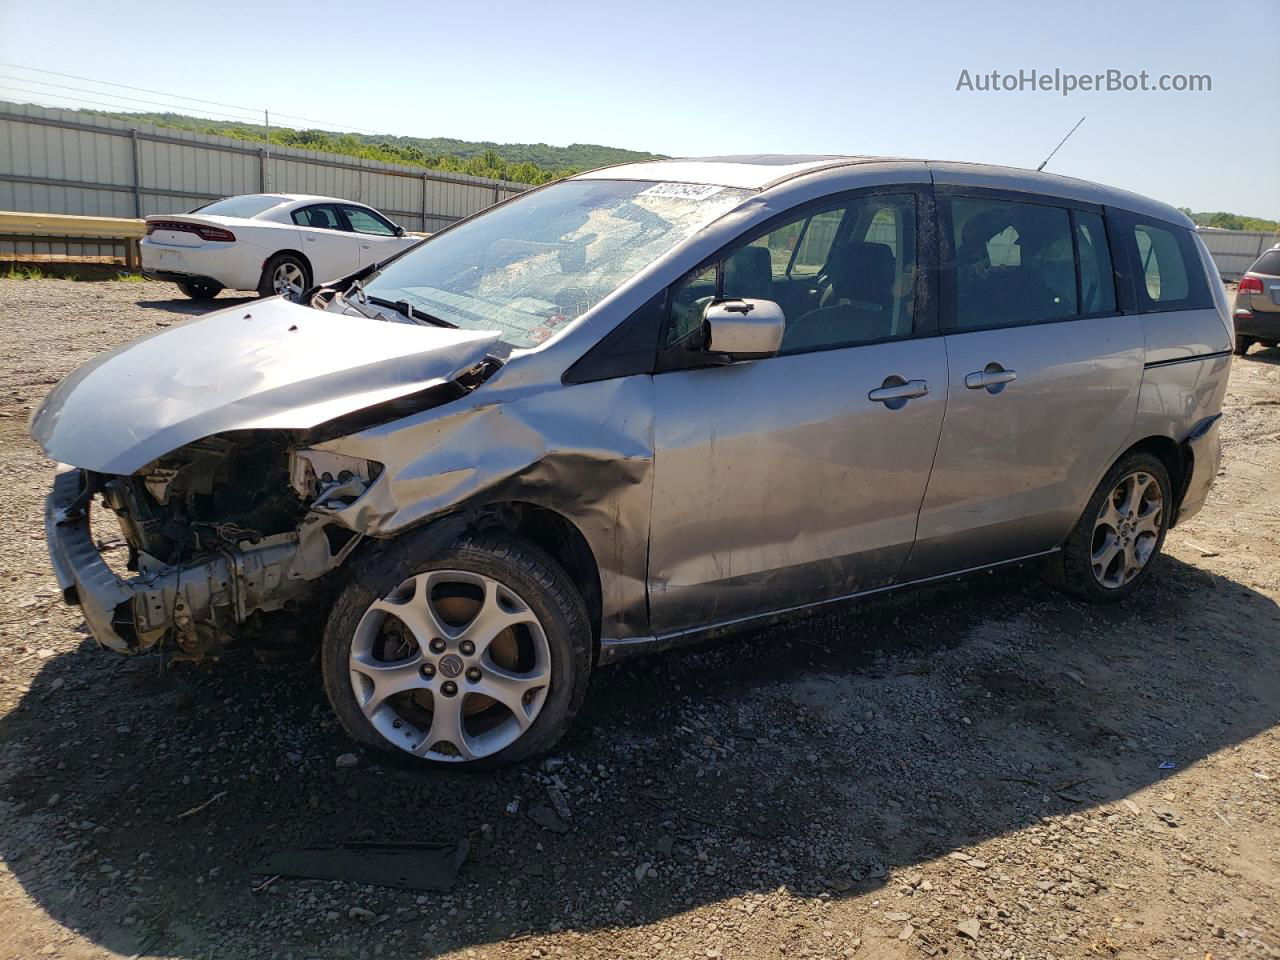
<box><xmin>638</xmin><ymin>182</ymin><xmax>726</xmax><ymax>201</ymax></box>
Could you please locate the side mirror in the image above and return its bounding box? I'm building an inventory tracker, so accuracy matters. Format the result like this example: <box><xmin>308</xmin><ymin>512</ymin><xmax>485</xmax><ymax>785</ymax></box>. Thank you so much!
<box><xmin>702</xmin><ymin>299</ymin><xmax>785</xmax><ymax>361</ymax></box>
<box><xmin>394</xmin><ymin>225</ymin><xmax>406</xmax><ymax>238</ymax></box>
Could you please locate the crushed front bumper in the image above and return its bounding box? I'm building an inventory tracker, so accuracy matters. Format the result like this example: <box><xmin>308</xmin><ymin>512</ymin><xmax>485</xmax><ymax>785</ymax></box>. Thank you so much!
<box><xmin>45</xmin><ymin>466</ymin><xmax>343</xmax><ymax>655</ymax></box>
<box><xmin>45</xmin><ymin>466</ymin><xmax>136</xmax><ymax>652</ymax></box>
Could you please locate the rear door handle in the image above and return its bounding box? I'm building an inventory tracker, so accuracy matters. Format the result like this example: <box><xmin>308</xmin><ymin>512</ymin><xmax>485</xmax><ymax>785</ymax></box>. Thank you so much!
<box><xmin>868</xmin><ymin>378</ymin><xmax>930</xmax><ymax>404</ymax></box>
<box><xmin>964</xmin><ymin>366</ymin><xmax>1017</xmax><ymax>391</ymax></box>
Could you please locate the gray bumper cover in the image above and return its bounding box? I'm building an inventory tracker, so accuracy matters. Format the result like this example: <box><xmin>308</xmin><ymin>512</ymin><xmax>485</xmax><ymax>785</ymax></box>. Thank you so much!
<box><xmin>44</xmin><ymin>466</ymin><xmax>135</xmax><ymax>652</ymax></box>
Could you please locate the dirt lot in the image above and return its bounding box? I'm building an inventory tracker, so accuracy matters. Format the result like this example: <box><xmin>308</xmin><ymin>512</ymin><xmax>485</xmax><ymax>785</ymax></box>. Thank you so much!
<box><xmin>0</xmin><ymin>278</ymin><xmax>1276</xmax><ymax>960</ymax></box>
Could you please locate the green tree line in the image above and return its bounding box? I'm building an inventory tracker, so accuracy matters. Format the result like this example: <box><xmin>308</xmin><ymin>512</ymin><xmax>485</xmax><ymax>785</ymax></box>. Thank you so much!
<box><xmin>84</xmin><ymin>110</ymin><xmax>660</xmax><ymax>185</ymax></box>
<box><xmin>1178</xmin><ymin>207</ymin><xmax>1280</xmax><ymax>233</ymax></box>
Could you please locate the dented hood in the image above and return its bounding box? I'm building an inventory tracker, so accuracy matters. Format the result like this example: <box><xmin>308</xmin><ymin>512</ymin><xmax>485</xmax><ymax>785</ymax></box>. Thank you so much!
<box><xmin>30</xmin><ymin>297</ymin><xmax>500</xmax><ymax>474</ymax></box>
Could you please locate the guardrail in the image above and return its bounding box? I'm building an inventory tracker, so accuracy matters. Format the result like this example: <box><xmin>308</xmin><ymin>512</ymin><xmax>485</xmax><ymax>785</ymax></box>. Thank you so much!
<box><xmin>0</xmin><ymin>210</ymin><xmax>145</xmax><ymax>268</ymax></box>
<box><xmin>1</xmin><ymin>210</ymin><xmax>431</xmax><ymax>272</ymax></box>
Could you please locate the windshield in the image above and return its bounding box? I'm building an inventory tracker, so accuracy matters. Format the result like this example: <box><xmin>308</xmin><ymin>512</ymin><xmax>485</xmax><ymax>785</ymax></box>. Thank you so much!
<box><xmin>190</xmin><ymin>195</ymin><xmax>289</xmax><ymax>218</ymax></box>
<box><xmin>361</xmin><ymin>179</ymin><xmax>753</xmax><ymax>348</ymax></box>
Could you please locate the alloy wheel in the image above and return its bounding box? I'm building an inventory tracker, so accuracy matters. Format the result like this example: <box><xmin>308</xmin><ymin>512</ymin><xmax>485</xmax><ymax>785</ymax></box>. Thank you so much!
<box><xmin>1090</xmin><ymin>471</ymin><xmax>1163</xmax><ymax>589</ymax></box>
<box><xmin>348</xmin><ymin>570</ymin><xmax>551</xmax><ymax>762</ymax></box>
<box><xmin>272</xmin><ymin>262</ymin><xmax>306</xmax><ymax>299</ymax></box>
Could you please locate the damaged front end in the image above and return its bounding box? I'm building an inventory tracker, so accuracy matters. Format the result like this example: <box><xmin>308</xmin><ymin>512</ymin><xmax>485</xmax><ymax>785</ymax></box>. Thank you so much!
<box><xmin>33</xmin><ymin>296</ymin><xmax>506</xmax><ymax>661</ymax></box>
<box><xmin>46</xmin><ymin>435</ymin><xmax>377</xmax><ymax>660</ymax></box>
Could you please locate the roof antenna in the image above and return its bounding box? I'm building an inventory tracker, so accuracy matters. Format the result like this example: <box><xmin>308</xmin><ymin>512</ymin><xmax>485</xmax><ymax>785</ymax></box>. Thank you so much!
<box><xmin>1036</xmin><ymin>116</ymin><xmax>1086</xmax><ymax>172</ymax></box>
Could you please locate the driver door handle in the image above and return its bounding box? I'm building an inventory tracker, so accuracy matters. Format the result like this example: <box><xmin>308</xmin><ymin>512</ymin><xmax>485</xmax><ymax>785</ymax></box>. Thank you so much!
<box><xmin>868</xmin><ymin>379</ymin><xmax>930</xmax><ymax>403</ymax></box>
<box><xmin>965</xmin><ymin>368</ymin><xmax>1017</xmax><ymax>389</ymax></box>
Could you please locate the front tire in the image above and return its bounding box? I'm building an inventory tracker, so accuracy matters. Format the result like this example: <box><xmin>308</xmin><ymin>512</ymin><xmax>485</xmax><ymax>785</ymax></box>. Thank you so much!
<box><xmin>321</xmin><ymin>531</ymin><xmax>592</xmax><ymax>769</ymax></box>
<box><xmin>176</xmin><ymin>281</ymin><xmax>222</xmax><ymax>300</ymax></box>
<box><xmin>258</xmin><ymin>253</ymin><xmax>309</xmax><ymax>300</ymax></box>
<box><xmin>1044</xmin><ymin>451</ymin><xmax>1172</xmax><ymax>603</ymax></box>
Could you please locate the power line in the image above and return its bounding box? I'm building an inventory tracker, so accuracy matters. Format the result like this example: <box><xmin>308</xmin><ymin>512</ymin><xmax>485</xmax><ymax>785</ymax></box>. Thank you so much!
<box><xmin>0</xmin><ymin>61</ymin><xmax>262</xmax><ymax>113</ymax></box>
<box><xmin>0</xmin><ymin>75</ymin><xmax>262</xmax><ymax>123</ymax></box>
<box><xmin>0</xmin><ymin>84</ymin><xmax>256</xmax><ymax>121</ymax></box>
<box><xmin>0</xmin><ymin>61</ymin><xmax>387</xmax><ymax>135</ymax></box>
<box><xmin>0</xmin><ymin>84</ymin><xmax>258</xmax><ymax>125</ymax></box>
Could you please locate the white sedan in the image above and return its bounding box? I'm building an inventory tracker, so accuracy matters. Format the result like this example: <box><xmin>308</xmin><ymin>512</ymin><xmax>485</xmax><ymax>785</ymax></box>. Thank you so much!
<box><xmin>140</xmin><ymin>193</ymin><xmax>421</xmax><ymax>300</ymax></box>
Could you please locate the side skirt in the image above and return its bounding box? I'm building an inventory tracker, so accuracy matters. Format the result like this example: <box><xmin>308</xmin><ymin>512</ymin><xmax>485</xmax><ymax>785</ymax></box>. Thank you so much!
<box><xmin>597</xmin><ymin>548</ymin><xmax>1060</xmax><ymax>665</ymax></box>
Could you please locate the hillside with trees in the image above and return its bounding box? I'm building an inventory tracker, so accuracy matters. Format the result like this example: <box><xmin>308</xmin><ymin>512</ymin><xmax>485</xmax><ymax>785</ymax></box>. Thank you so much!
<box><xmin>81</xmin><ymin>110</ymin><xmax>661</xmax><ymax>185</ymax></box>
<box><xmin>1179</xmin><ymin>207</ymin><xmax>1280</xmax><ymax>233</ymax></box>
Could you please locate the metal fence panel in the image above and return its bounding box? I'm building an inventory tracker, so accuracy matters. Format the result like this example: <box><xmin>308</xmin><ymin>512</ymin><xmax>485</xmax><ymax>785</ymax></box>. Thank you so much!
<box><xmin>1197</xmin><ymin>228</ymin><xmax>1279</xmax><ymax>281</ymax></box>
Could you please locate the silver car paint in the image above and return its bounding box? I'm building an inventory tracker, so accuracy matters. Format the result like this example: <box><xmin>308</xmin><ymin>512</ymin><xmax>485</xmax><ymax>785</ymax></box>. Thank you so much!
<box><xmin>903</xmin><ymin>316</ymin><xmax>1147</xmax><ymax>578</ymax></box>
<box><xmin>32</xmin><ymin>156</ymin><xmax>1232</xmax><ymax>665</ymax></box>
<box><xmin>647</xmin><ymin>336</ymin><xmax>948</xmax><ymax>631</ymax></box>
<box><xmin>31</xmin><ymin>297</ymin><xmax>499</xmax><ymax>474</ymax></box>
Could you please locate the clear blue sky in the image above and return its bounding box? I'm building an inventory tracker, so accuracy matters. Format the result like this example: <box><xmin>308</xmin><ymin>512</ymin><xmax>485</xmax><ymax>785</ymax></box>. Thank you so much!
<box><xmin>1</xmin><ymin>0</ymin><xmax>1276</xmax><ymax>216</ymax></box>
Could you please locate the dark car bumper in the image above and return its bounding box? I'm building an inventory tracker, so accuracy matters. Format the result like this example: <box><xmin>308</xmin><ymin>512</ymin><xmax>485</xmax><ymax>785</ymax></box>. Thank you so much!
<box><xmin>142</xmin><ymin>270</ymin><xmax>224</xmax><ymax>287</ymax></box>
<box><xmin>1235</xmin><ymin>305</ymin><xmax>1280</xmax><ymax>341</ymax></box>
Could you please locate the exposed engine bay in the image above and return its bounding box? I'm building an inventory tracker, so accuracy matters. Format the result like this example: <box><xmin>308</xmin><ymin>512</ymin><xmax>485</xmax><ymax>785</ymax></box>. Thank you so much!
<box><xmin>80</xmin><ymin>431</ymin><xmax>377</xmax><ymax>660</ymax></box>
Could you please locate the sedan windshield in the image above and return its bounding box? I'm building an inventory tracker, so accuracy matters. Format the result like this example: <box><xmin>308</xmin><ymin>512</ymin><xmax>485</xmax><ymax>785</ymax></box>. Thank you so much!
<box><xmin>361</xmin><ymin>179</ymin><xmax>753</xmax><ymax>348</ymax></box>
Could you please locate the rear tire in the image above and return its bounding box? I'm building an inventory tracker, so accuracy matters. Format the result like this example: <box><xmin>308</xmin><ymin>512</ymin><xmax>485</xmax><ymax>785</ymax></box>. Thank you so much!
<box><xmin>1234</xmin><ymin>335</ymin><xmax>1254</xmax><ymax>355</ymax></box>
<box><xmin>1043</xmin><ymin>451</ymin><xmax>1172</xmax><ymax>603</ymax></box>
<box><xmin>176</xmin><ymin>281</ymin><xmax>222</xmax><ymax>300</ymax></box>
<box><xmin>258</xmin><ymin>253</ymin><xmax>309</xmax><ymax>300</ymax></box>
<box><xmin>321</xmin><ymin>530</ymin><xmax>592</xmax><ymax>770</ymax></box>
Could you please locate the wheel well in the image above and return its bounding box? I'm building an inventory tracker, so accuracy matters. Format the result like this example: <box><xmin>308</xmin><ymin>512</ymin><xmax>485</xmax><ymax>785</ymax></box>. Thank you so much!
<box><xmin>268</xmin><ymin>249</ymin><xmax>312</xmax><ymax>285</ymax></box>
<box><xmin>1124</xmin><ymin>435</ymin><xmax>1189</xmax><ymax>512</ymax></box>
<box><xmin>471</xmin><ymin>502</ymin><xmax>602</xmax><ymax>646</ymax></box>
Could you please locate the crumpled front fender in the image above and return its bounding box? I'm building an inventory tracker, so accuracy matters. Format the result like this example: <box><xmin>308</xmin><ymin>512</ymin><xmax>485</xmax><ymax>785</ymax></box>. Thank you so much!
<box><xmin>317</xmin><ymin>376</ymin><xmax>656</xmax><ymax>639</ymax></box>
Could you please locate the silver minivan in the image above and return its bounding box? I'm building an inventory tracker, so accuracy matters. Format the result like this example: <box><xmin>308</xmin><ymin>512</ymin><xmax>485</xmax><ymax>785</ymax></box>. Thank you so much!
<box><xmin>33</xmin><ymin>156</ymin><xmax>1233</xmax><ymax>768</ymax></box>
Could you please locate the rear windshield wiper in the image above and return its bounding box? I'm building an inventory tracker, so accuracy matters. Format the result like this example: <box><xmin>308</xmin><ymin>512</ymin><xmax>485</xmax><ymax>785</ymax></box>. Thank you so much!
<box><xmin>368</xmin><ymin>296</ymin><xmax>457</xmax><ymax>328</ymax></box>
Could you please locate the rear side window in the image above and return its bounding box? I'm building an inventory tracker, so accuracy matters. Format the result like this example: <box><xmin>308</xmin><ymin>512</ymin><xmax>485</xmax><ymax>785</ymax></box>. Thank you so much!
<box><xmin>1250</xmin><ymin>249</ymin><xmax>1280</xmax><ymax>276</ymax></box>
<box><xmin>1075</xmin><ymin>211</ymin><xmax>1116</xmax><ymax>314</ymax></box>
<box><xmin>292</xmin><ymin>205</ymin><xmax>343</xmax><ymax>230</ymax></box>
<box><xmin>948</xmin><ymin>196</ymin><xmax>1077</xmax><ymax>329</ymax></box>
<box><xmin>1134</xmin><ymin>224</ymin><xmax>1189</xmax><ymax>302</ymax></box>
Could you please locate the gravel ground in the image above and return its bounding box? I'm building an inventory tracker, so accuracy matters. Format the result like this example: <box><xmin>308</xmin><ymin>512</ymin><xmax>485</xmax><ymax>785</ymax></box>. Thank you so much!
<box><xmin>0</xmin><ymin>278</ymin><xmax>1277</xmax><ymax>960</ymax></box>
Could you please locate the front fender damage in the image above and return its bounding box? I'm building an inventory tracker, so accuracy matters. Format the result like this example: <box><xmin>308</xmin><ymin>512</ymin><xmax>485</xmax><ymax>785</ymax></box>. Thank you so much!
<box><xmin>49</xmin><ymin>374</ymin><xmax>656</xmax><ymax>660</ymax></box>
<box><xmin>313</xmin><ymin>375</ymin><xmax>657</xmax><ymax>641</ymax></box>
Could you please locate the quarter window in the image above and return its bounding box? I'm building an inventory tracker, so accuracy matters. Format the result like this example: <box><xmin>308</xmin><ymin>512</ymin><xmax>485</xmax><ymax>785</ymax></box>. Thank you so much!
<box><xmin>949</xmin><ymin>197</ymin><xmax>1077</xmax><ymax>329</ymax></box>
<box><xmin>1134</xmin><ymin>223</ymin><xmax>1189</xmax><ymax>302</ymax></box>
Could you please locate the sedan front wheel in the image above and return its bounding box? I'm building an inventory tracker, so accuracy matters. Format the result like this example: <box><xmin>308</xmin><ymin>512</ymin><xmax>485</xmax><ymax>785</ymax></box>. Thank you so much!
<box><xmin>321</xmin><ymin>532</ymin><xmax>592</xmax><ymax>769</ymax></box>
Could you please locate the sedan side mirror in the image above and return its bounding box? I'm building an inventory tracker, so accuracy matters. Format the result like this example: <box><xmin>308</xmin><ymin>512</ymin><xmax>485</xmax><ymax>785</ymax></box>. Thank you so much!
<box><xmin>702</xmin><ymin>299</ymin><xmax>785</xmax><ymax>362</ymax></box>
<box><xmin>394</xmin><ymin>225</ymin><xmax>406</xmax><ymax>237</ymax></box>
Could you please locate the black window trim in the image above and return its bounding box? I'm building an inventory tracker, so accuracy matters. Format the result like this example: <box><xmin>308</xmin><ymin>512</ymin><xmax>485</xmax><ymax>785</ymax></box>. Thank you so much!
<box><xmin>651</xmin><ymin>183</ymin><xmax>939</xmax><ymax>374</ymax></box>
<box><xmin>566</xmin><ymin>183</ymin><xmax>940</xmax><ymax>385</ymax></box>
<box><xmin>937</xmin><ymin>187</ymin><xmax>1124</xmax><ymax>335</ymax></box>
<box><xmin>1108</xmin><ymin>207</ymin><xmax>1213</xmax><ymax>315</ymax></box>
<box><xmin>1070</xmin><ymin>207</ymin><xmax>1120</xmax><ymax>318</ymax></box>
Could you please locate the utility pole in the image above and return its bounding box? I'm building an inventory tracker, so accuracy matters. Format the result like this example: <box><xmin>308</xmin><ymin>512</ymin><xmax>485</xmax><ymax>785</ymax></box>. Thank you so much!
<box><xmin>264</xmin><ymin>108</ymin><xmax>271</xmax><ymax>191</ymax></box>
